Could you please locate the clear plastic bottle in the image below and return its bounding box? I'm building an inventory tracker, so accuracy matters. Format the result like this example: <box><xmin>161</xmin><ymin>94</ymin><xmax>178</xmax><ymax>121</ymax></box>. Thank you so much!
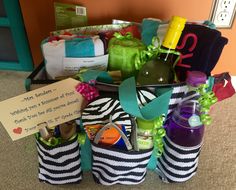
<box><xmin>165</xmin><ymin>71</ymin><xmax>207</xmax><ymax>146</ymax></box>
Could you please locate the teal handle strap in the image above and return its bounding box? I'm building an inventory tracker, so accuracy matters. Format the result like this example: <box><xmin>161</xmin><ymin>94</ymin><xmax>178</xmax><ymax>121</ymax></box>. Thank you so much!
<box><xmin>79</xmin><ymin>70</ymin><xmax>113</xmax><ymax>83</ymax></box>
<box><xmin>207</xmin><ymin>76</ymin><xmax>215</xmax><ymax>91</ymax></box>
<box><xmin>119</xmin><ymin>77</ymin><xmax>173</xmax><ymax>120</ymax></box>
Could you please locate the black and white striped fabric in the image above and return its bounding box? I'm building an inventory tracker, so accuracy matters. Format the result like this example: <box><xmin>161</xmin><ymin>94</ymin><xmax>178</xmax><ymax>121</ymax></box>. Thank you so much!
<box><xmin>91</xmin><ymin>143</ymin><xmax>153</xmax><ymax>185</ymax></box>
<box><xmin>82</xmin><ymin>89</ymin><xmax>156</xmax><ymax>138</ymax></box>
<box><xmin>36</xmin><ymin>135</ymin><xmax>82</xmax><ymax>185</ymax></box>
<box><xmin>156</xmin><ymin>136</ymin><xmax>202</xmax><ymax>183</ymax></box>
<box><xmin>167</xmin><ymin>84</ymin><xmax>188</xmax><ymax>116</ymax></box>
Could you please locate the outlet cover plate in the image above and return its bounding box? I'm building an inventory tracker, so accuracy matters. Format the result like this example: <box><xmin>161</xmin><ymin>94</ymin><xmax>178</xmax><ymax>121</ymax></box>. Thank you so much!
<box><xmin>211</xmin><ymin>0</ymin><xmax>236</xmax><ymax>28</ymax></box>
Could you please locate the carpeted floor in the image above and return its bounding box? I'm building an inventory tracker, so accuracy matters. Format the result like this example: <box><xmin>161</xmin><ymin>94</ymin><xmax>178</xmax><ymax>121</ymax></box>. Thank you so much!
<box><xmin>0</xmin><ymin>70</ymin><xmax>235</xmax><ymax>190</ymax></box>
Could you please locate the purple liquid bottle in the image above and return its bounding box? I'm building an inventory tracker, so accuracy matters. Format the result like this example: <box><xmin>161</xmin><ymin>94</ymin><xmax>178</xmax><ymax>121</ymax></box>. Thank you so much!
<box><xmin>165</xmin><ymin>71</ymin><xmax>207</xmax><ymax>147</ymax></box>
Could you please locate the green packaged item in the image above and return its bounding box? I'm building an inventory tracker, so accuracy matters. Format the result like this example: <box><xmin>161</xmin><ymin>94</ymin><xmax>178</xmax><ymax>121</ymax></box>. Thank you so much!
<box><xmin>54</xmin><ymin>2</ymin><xmax>87</xmax><ymax>30</ymax></box>
<box><xmin>108</xmin><ymin>32</ymin><xmax>146</xmax><ymax>80</ymax></box>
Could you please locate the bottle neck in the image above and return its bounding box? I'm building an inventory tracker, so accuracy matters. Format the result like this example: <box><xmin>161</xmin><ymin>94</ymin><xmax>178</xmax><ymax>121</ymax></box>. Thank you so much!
<box><xmin>182</xmin><ymin>85</ymin><xmax>201</xmax><ymax>103</ymax></box>
<box><xmin>158</xmin><ymin>27</ymin><xmax>182</xmax><ymax>64</ymax></box>
<box><xmin>160</xmin><ymin>17</ymin><xmax>185</xmax><ymax>62</ymax></box>
<box><xmin>158</xmin><ymin>46</ymin><xmax>175</xmax><ymax>64</ymax></box>
<box><xmin>173</xmin><ymin>100</ymin><xmax>202</xmax><ymax>126</ymax></box>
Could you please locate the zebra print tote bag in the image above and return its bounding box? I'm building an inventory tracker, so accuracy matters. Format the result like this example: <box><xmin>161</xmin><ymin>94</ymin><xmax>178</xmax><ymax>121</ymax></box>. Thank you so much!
<box><xmin>80</xmin><ymin>72</ymin><xmax>188</xmax><ymax>173</ymax></box>
<box><xmin>82</xmin><ymin>88</ymin><xmax>155</xmax><ymax>185</ymax></box>
<box><xmin>91</xmin><ymin>142</ymin><xmax>153</xmax><ymax>185</ymax></box>
<box><xmin>36</xmin><ymin>134</ymin><xmax>82</xmax><ymax>185</ymax></box>
<box><xmin>156</xmin><ymin>136</ymin><xmax>202</xmax><ymax>183</ymax></box>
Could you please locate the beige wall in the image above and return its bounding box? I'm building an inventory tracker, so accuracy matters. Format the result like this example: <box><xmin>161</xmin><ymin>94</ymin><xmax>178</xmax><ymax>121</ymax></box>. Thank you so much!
<box><xmin>19</xmin><ymin>0</ymin><xmax>236</xmax><ymax>75</ymax></box>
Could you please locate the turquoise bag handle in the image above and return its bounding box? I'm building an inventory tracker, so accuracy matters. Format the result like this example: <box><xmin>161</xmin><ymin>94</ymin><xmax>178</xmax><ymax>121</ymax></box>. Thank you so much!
<box><xmin>80</xmin><ymin>70</ymin><xmax>113</xmax><ymax>84</ymax></box>
<box><xmin>119</xmin><ymin>77</ymin><xmax>173</xmax><ymax>120</ymax></box>
<box><xmin>207</xmin><ymin>76</ymin><xmax>215</xmax><ymax>91</ymax></box>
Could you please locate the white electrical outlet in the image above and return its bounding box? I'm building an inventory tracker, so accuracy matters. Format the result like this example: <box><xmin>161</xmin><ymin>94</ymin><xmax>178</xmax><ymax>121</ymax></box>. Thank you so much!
<box><xmin>211</xmin><ymin>0</ymin><xmax>236</xmax><ymax>28</ymax></box>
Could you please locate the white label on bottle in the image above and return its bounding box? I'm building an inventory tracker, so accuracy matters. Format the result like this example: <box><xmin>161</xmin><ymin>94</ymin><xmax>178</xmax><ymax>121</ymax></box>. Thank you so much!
<box><xmin>188</xmin><ymin>114</ymin><xmax>202</xmax><ymax>127</ymax></box>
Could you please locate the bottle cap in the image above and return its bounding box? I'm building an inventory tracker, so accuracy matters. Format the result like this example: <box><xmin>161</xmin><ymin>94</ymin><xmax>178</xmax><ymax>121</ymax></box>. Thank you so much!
<box><xmin>37</xmin><ymin>122</ymin><xmax>51</xmax><ymax>140</ymax></box>
<box><xmin>186</xmin><ymin>71</ymin><xmax>207</xmax><ymax>87</ymax></box>
<box><xmin>169</xmin><ymin>16</ymin><xmax>187</xmax><ymax>31</ymax></box>
<box><xmin>59</xmin><ymin>121</ymin><xmax>77</xmax><ymax>140</ymax></box>
<box><xmin>136</xmin><ymin>118</ymin><xmax>154</xmax><ymax>130</ymax></box>
<box><xmin>162</xmin><ymin>16</ymin><xmax>187</xmax><ymax>49</ymax></box>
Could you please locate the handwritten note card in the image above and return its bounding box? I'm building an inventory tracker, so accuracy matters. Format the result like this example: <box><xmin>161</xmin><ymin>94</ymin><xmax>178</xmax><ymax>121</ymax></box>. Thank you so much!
<box><xmin>0</xmin><ymin>78</ymin><xmax>84</xmax><ymax>141</ymax></box>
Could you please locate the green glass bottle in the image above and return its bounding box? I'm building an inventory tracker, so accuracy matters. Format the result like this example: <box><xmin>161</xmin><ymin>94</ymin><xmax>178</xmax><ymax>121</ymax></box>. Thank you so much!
<box><xmin>137</xmin><ymin>16</ymin><xmax>186</xmax><ymax>85</ymax></box>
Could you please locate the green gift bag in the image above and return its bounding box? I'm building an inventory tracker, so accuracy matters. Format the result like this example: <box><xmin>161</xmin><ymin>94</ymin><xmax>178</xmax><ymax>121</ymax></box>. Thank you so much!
<box><xmin>108</xmin><ymin>32</ymin><xmax>146</xmax><ymax>79</ymax></box>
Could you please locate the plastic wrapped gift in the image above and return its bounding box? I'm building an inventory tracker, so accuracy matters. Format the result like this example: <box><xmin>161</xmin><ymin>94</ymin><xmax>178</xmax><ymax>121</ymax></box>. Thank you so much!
<box><xmin>41</xmin><ymin>35</ymin><xmax>107</xmax><ymax>79</ymax></box>
<box><xmin>108</xmin><ymin>32</ymin><xmax>146</xmax><ymax>79</ymax></box>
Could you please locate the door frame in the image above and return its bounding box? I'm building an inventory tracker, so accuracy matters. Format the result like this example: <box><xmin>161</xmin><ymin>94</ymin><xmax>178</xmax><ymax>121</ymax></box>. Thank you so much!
<box><xmin>0</xmin><ymin>0</ymin><xmax>34</xmax><ymax>71</ymax></box>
